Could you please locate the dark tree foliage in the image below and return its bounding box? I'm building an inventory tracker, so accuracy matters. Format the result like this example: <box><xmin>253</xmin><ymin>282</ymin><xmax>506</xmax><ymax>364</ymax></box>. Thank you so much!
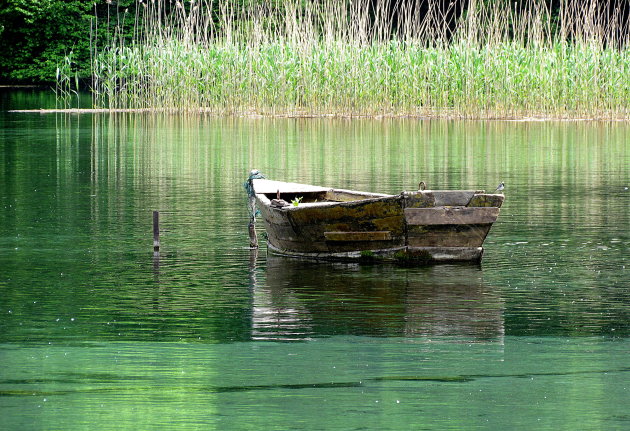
<box><xmin>0</xmin><ymin>0</ymin><xmax>143</xmax><ymax>84</ymax></box>
<box><xmin>0</xmin><ymin>0</ymin><xmax>94</xmax><ymax>83</ymax></box>
<box><xmin>0</xmin><ymin>0</ymin><xmax>220</xmax><ymax>84</ymax></box>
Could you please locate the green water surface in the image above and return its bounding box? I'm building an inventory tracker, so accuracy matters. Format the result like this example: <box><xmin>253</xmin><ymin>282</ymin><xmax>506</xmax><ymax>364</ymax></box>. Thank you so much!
<box><xmin>1</xmin><ymin>89</ymin><xmax>629</xmax><ymax>430</ymax></box>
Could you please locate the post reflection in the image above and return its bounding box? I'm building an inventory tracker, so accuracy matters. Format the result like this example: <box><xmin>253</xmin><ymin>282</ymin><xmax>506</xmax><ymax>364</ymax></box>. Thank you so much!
<box><xmin>252</xmin><ymin>256</ymin><xmax>504</xmax><ymax>343</ymax></box>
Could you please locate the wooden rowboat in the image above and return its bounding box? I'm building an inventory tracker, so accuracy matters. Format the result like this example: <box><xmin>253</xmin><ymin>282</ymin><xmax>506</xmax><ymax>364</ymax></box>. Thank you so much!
<box><xmin>250</xmin><ymin>178</ymin><xmax>504</xmax><ymax>264</ymax></box>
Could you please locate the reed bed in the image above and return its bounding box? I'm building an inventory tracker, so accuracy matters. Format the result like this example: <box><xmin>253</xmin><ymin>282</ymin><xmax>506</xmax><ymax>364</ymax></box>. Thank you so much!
<box><xmin>82</xmin><ymin>0</ymin><xmax>630</xmax><ymax>118</ymax></box>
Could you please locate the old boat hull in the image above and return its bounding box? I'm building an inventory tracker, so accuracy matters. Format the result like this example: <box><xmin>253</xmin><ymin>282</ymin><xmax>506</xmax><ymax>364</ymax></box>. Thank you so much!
<box><xmin>252</xmin><ymin>179</ymin><xmax>504</xmax><ymax>264</ymax></box>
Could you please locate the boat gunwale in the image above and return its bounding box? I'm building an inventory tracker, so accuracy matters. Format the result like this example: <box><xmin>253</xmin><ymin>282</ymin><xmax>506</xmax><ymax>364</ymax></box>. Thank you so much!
<box><xmin>255</xmin><ymin>189</ymin><xmax>397</xmax><ymax>210</ymax></box>
<box><xmin>255</xmin><ymin>190</ymin><xmax>504</xmax><ymax>210</ymax></box>
<box><xmin>251</xmin><ymin>179</ymin><xmax>503</xmax><ymax>210</ymax></box>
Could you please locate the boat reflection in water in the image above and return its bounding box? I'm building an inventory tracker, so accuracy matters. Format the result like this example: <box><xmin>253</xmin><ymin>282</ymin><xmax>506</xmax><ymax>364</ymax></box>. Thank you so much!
<box><xmin>251</xmin><ymin>255</ymin><xmax>504</xmax><ymax>343</ymax></box>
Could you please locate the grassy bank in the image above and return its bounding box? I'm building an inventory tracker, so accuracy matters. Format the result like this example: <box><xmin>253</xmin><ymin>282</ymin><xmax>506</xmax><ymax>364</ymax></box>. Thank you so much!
<box><xmin>72</xmin><ymin>0</ymin><xmax>630</xmax><ymax>118</ymax></box>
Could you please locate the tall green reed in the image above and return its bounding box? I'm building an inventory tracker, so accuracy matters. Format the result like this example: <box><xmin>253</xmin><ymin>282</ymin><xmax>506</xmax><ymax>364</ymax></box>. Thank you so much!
<box><xmin>81</xmin><ymin>0</ymin><xmax>630</xmax><ymax>118</ymax></box>
<box><xmin>55</xmin><ymin>52</ymin><xmax>81</xmax><ymax>109</ymax></box>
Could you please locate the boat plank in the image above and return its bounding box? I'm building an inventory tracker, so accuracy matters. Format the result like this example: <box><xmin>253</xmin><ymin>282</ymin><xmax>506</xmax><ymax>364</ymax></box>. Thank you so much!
<box><xmin>327</xmin><ymin>241</ymin><xmax>402</xmax><ymax>252</ymax></box>
<box><xmin>263</xmin><ymin>222</ymin><xmax>300</xmax><ymax>242</ymax></box>
<box><xmin>467</xmin><ymin>194</ymin><xmax>505</xmax><ymax>207</ymax></box>
<box><xmin>407</xmin><ymin>246</ymin><xmax>483</xmax><ymax>262</ymax></box>
<box><xmin>290</xmin><ymin>197</ymin><xmax>404</xmax><ymax>225</ymax></box>
<box><xmin>257</xmin><ymin>204</ymin><xmax>294</xmax><ymax>226</ymax></box>
<box><xmin>269</xmin><ymin>237</ymin><xmax>330</xmax><ymax>253</ymax></box>
<box><xmin>324</xmin><ymin>231</ymin><xmax>392</xmax><ymax>241</ymax></box>
<box><xmin>403</xmin><ymin>192</ymin><xmax>436</xmax><ymax>208</ymax></box>
<box><xmin>295</xmin><ymin>215</ymin><xmax>405</xmax><ymax>242</ymax></box>
<box><xmin>407</xmin><ymin>225</ymin><xmax>493</xmax><ymax>247</ymax></box>
<box><xmin>405</xmin><ymin>207</ymin><xmax>499</xmax><ymax>225</ymax></box>
<box><xmin>432</xmin><ymin>191</ymin><xmax>480</xmax><ymax>206</ymax></box>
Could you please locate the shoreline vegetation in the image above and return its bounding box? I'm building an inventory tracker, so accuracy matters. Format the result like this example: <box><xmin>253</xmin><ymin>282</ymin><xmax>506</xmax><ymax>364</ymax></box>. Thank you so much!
<box><xmin>55</xmin><ymin>0</ymin><xmax>630</xmax><ymax>119</ymax></box>
<box><xmin>9</xmin><ymin>108</ymin><xmax>630</xmax><ymax>122</ymax></box>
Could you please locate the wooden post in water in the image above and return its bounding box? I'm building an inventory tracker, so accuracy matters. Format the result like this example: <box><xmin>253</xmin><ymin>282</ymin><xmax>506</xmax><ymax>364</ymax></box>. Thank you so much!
<box><xmin>248</xmin><ymin>194</ymin><xmax>258</xmax><ymax>249</ymax></box>
<box><xmin>249</xmin><ymin>220</ymin><xmax>258</xmax><ymax>248</ymax></box>
<box><xmin>153</xmin><ymin>210</ymin><xmax>160</xmax><ymax>253</ymax></box>
<box><xmin>245</xmin><ymin>169</ymin><xmax>263</xmax><ymax>249</ymax></box>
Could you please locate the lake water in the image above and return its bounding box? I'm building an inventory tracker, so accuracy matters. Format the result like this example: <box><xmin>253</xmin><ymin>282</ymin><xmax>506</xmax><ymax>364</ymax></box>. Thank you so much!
<box><xmin>1</xmin><ymin>89</ymin><xmax>629</xmax><ymax>430</ymax></box>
